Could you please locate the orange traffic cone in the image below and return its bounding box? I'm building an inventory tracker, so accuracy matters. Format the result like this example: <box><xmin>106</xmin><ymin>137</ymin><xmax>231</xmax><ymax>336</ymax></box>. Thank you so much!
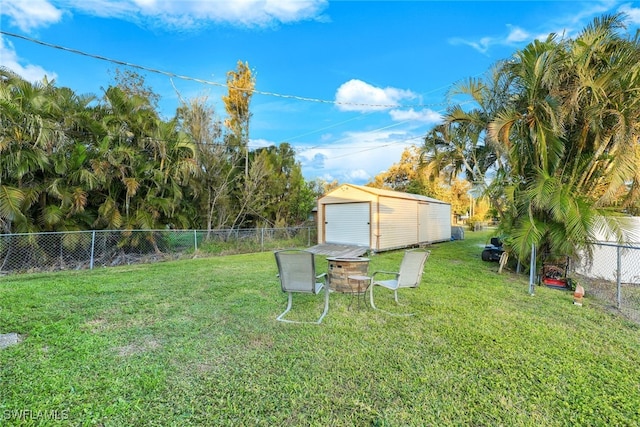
<box><xmin>573</xmin><ymin>284</ymin><xmax>585</xmax><ymax>306</ymax></box>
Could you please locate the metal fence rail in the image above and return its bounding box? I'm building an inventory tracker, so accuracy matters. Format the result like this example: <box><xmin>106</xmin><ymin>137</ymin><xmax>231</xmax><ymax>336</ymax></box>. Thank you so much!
<box><xmin>0</xmin><ymin>227</ymin><xmax>316</xmax><ymax>275</ymax></box>
<box><xmin>574</xmin><ymin>241</ymin><xmax>640</xmax><ymax>323</ymax></box>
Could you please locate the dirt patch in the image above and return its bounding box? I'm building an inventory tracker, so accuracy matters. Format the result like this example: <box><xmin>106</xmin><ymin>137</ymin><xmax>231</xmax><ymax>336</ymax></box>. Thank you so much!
<box><xmin>84</xmin><ymin>314</ymin><xmax>156</xmax><ymax>333</ymax></box>
<box><xmin>85</xmin><ymin>317</ymin><xmax>109</xmax><ymax>333</ymax></box>
<box><xmin>114</xmin><ymin>337</ymin><xmax>161</xmax><ymax>357</ymax></box>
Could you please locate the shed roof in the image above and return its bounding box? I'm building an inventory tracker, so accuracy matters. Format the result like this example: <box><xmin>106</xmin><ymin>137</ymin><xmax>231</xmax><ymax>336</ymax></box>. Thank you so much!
<box><xmin>323</xmin><ymin>184</ymin><xmax>449</xmax><ymax>205</ymax></box>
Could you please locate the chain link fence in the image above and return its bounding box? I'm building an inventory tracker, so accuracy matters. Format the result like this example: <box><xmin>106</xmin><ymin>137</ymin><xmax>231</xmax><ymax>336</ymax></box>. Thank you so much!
<box><xmin>0</xmin><ymin>227</ymin><xmax>316</xmax><ymax>275</ymax></box>
<box><xmin>573</xmin><ymin>241</ymin><xmax>640</xmax><ymax>323</ymax></box>
<box><xmin>3</xmin><ymin>228</ymin><xmax>638</xmax><ymax>322</ymax></box>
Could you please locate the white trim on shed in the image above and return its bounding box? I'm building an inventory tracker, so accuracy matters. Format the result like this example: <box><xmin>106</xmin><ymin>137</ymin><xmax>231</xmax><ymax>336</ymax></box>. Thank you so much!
<box><xmin>317</xmin><ymin>184</ymin><xmax>451</xmax><ymax>252</ymax></box>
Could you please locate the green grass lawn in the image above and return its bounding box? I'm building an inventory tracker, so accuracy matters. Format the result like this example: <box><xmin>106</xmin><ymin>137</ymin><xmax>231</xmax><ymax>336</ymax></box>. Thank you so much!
<box><xmin>1</xmin><ymin>231</ymin><xmax>639</xmax><ymax>426</ymax></box>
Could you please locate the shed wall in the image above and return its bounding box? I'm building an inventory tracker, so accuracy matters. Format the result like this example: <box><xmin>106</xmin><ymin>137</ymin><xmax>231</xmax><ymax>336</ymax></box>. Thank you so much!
<box><xmin>317</xmin><ymin>184</ymin><xmax>451</xmax><ymax>251</ymax></box>
<box><xmin>431</xmin><ymin>203</ymin><xmax>452</xmax><ymax>242</ymax></box>
<box><xmin>419</xmin><ymin>202</ymin><xmax>451</xmax><ymax>243</ymax></box>
<box><xmin>377</xmin><ymin>196</ymin><xmax>419</xmax><ymax>250</ymax></box>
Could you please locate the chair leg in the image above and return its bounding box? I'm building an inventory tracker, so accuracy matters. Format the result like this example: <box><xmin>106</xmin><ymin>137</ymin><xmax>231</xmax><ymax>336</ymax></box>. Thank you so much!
<box><xmin>369</xmin><ymin>285</ymin><xmax>415</xmax><ymax>316</ymax></box>
<box><xmin>316</xmin><ymin>285</ymin><xmax>330</xmax><ymax>324</ymax></box>
<box><xmin>276</xmin><ymin>293</ymin><xmax>294</xmax><ymax>322</ymax></box>
<box><xmin>393</xmin><ymin>290</ymin><xmax>411</xmax><ymax>307</ymax></box>
<box><xmin>369</xmin><ymin>283</ymin><xmax>379</xmax><ymax>310</ymax></box>
<box><xmin>276</xmin><ymin>289</ymin><xmax>330</xmax><ymax>324</ymax></box>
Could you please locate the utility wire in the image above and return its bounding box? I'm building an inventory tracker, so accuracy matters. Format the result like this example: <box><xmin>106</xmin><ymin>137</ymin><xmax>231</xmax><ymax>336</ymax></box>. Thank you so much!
<box><xmin>304</xmin><ymin>118</ymin><xmax>418</xmax><ymax>151</ymax></box>
<box><xmin>1</xmin><ymin>30</ymin><xmax>449</xmax><ymax>109</ymax></box>
<box><xmin>1</xmin><ymin>31</ymin><xmax>468</xmax><ymax>163</ymax></box>
<box><xmin>279</xmin><ymin>111</ymin><xmax>376</xmax><ymax>143</ymax></box>
<box><xmin>327</xmin><ymin>135</ymin><xmax>425</xmax><ymax>161</ymax></box>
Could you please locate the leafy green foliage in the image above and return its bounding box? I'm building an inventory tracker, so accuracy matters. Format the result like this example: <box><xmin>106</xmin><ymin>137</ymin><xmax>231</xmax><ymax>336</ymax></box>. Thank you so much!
<box><xmin>421</xmin><ymin>14</ymin><xmax>640</xmax><ymax>263</ymax></box>
<box><xmin>1</xmin><ymin>64</ymin><xmax>316</xmax><ymax>234</ymax></box>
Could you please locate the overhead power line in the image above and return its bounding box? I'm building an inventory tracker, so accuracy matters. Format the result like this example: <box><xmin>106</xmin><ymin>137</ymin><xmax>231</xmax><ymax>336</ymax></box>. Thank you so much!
<box><xmin>1</xmin><ymin>31</ymin><xmax>462</xmax><ymax>164</ymax></box>
<box><xmin>326</xmin><ymin>135</ymin><xmax>425</xmax><ymax>161</ymax></box>
<box><xmin>1</xmin><ymin>30</ymin><xmax>448</xmax><ymax>110</ymax></box>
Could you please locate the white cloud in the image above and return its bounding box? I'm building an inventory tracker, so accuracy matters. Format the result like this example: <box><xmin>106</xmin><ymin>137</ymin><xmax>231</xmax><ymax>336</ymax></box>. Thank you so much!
<box><xmin>450</xmin><ymin>1</ymin><xmax>629</xmax><ymax>54</ymax></box>
<box><xmin>345</xmin><ymin>169</ymin><xmax>370</xmax><ymax>182</ymax></box>
<box><xmin>248</xmin><ymin>138</ymin><xmax>275</xmax><ymax>149</ymax></box>
<box><xmin>451</xmin><ymin>25</ymin><xmax>536</xmax><ymax>54</ymax></box>
<box><xmin>262</xmin><ymin>0</ymin><xmax>329</xmax><ymax>23</ymax></box>
<box><xmin>1</xmin><ymin>0</ymin><xmax>63</xmax><ymax>31</ymax></box>
<box><xmin>389</xmin><ymin>108</ymin><xmax>442</xmax><ymax>124</ymax></box>
<box><xmin>506</xmin><ymin>25</ymin><xmax>530</xmax><ymax>43</ymax></box>
<box><xmin>318</xmin><ymin>172</ymin><xmax>336</xmax><ymax>183</ymax></box>
<box><xmin>299</xmin><ymin>149</ymin><xmax>331</xmax><ymax>170</ymax></box>
<box><xmin>567</xmin><ymin>0</ymin><xmax>617</xmax><ymax>24</ymax></box>
<box><xmin>298</xmin><ymin>129</ymin><xmax>421</xmax><ymax>184</ymax></box>
<box><xmin>449</xmin><ymin>36</ymin><xmax>493</xmax><ymax>54</ymax></box>
<box><xmin>308</xmin><ymin>152</ymin><xmax>327</xmax><ymax>169</ymax></box>
<box><xmin>335</xmin><ymin>79</ymin><xmax>416</xmax><ymax>112</ymax></box>
<box><xmin>0</xmin><ymin>36</ymin><xmax>58</xmax><ymax>82</ymax></box>
<box><xmin>25</xmin><ymin>0</ymin><xmax>329</xmax><ymax>30</ymax></box>
<box><xmin>619</xmin><ymin>3</ymin><xmax>640</xmax><ymax>24</ymax></box>
<box><xmin>133</xmin><ymin>0</ymin><xmax>157</xmax><ymax>7</ymax></box>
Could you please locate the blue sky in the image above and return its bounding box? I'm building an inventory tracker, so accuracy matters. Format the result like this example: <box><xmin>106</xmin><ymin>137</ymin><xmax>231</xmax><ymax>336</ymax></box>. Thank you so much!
<box><xmin>2</xmin><ymin>0</ymin><xmax>640</xmax><ymax>185</ymax></box>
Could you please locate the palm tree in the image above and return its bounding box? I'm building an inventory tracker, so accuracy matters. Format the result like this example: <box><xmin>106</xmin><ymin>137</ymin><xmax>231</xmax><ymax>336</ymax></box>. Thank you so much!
<box><xmin>0</xmin><ymin>68</ymin><xmax>65</xmax><ymax>233</ymax></box>
<box><xmin>422</xmin><ymin>63</ymin><xmax>516</xmax><ymax>188</ymax></box>
<box><xmin>93</xmin><ymin>86</ymin><xmax>200</xmax><ymax>231</ymax></box>
<box><xmin>489</xmin><ymin>14</ymin><xmax>640</xmax><ymax>260</ymax></box>
<box><xmin>421</xmin><ymin>14</ymin><xmax>640</xmax><ymax>262</ymax></box>
<box><xmin>141</xmin><ymin>118</ymin><xmax>199</xmax><ymax>229</ymax></box>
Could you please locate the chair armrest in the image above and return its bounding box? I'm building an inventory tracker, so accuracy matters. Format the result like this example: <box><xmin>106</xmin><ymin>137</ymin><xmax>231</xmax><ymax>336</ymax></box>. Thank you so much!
<box><xmin>316</xmin><ymin>272</ymin><xmax>328</xmax><ymax>282</ymax></box>
<box><xmin>371</xmin><ymin>270</ymin><xmax>399</xmax><ymax>279</ymax></box>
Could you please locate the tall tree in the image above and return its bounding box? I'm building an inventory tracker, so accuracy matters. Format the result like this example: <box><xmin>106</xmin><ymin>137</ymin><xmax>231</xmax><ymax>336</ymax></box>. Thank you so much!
<box><xmin>176</xmin><ymin>94</ymin><xmax>238</xmax><ymax>232</ymax></box>
<box><xmin>92</xmin><ymin>86</ymin><xmax>198</xmax><ymax>230</ymax></box>
<box><xmin>256</xmin><ymin>143</ymin><xmax>309</xmax><ymax>226</ymax></box>
<box><xmin>109</xmin><ymin>68</ymin><xmax>160</xmax><ymax>110</ymax></box>
<box><xmin>369</xmin><ymin>146</ymin><xmax>472</xmax><ymax>218</ymax></box>
<box><xmin>229</xmin><ymin>149</ymin><xmax>271</xmax><ymax>229</ymax></box>
<box><xmin>0</xmin><ymin>69</ymin><xmax>51</xmax><ymax>232</ymax></box>
<box><xmin>368</xmin><ymin>147</ymin><xmax>422</xmax><ymax>192</ymax></box>
<box><xmin>489</xmin><ymin>14</ymin><xmax>640</xmax><ymax>259</ymax></box>
<box><xmin>0</xmin><ymin>68</ymin><xmax>97</xmax><ymax>233</ymax></box>
<box><xmin>422</xmin><ymin>14</ymin><xmax>640</xmax><ymax>261</ymax></box>
<box><xmin>222</xmin><ymin>61</ymin><xmax>255</xmax><ymax>177</ymax></box>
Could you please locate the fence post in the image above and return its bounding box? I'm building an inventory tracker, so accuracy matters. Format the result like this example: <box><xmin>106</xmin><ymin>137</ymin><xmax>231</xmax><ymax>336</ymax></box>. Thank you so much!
<box><xmin>260</xmin><ymin>227</ymin><xmax>264</xmax><ymax>252</ymax></box>
<box><xmin>528</xmin><ymin>244</ymin><xmax>536</xmax><ymax>296</ymax></box>
<box><xmin>617</xmin><ymin>245</ymin><xmax>622</xmax><ymax>309</ymax></box>
<box><xmin>308</xmin><ymin>226</ymin><xmax>311</xmax><ymax>246</ymax></box>
<box><xmin>90</xmin><ymin>230</ymin><xmax>96</xmax><ymax>270</ymax></box>
<box><xmin>194</xmin><ymin>230</ymin><xmax>198</xmax><ymax>252</ymax></box>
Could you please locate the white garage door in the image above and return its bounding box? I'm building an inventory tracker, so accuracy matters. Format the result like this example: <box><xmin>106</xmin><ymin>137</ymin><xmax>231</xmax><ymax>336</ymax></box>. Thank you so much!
<box><xmin>325</xmin><ymin>203</ymin><xmax>370</xmax><ymax>247</ymax></box>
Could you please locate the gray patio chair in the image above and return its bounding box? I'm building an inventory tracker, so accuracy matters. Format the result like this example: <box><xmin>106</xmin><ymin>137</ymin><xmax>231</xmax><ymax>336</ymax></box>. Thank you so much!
<box><xmin>274</xmin><ymin>250</ymin><xmax>329</xmax><ymax>324</ymax></box>
<box><xmin>369</xmin><ymin>249</ymin><xmax>431</xmax><ymax>315</ymax></box>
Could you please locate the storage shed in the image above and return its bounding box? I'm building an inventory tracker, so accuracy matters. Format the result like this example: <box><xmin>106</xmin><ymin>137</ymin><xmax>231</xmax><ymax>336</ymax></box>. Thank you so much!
<box><xmin>317</xmin><ymin>184</ymin><xmax>451</xmax><ymax>252</ymax></box>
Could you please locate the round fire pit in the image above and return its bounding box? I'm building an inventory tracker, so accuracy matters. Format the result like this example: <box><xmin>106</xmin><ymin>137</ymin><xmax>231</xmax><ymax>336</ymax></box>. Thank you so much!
<box><xmin>327</xmin><ymin>257</ymin><xmax>370</xmax><ymax>292</ymax></box>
